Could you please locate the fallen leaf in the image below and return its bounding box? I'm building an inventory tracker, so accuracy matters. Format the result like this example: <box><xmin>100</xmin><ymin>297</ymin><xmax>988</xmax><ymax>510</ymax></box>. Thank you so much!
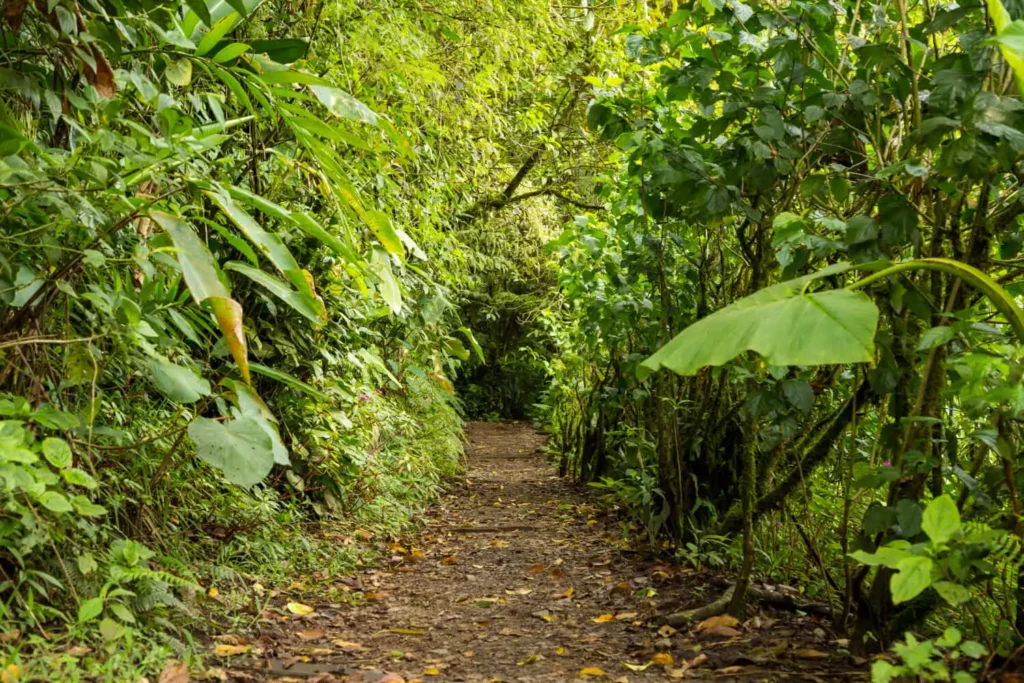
<box><xmin>556</xmin><ymin>646</ymin><xmax>565</xmax><ymax>656</ymax></box>
<box><xmin>794</xmin><ymin>648</ymin><xmax>829</xmax><ymax>659</ymax></box>
<box><xmin>658</xmin><ymin>625</ymin><xmax>677</xmax><ymax>638</ymax></box>
<box><xmin>297</xmin><ymin>629</ymin><xmax>326</xmax><ymax>640</ymax></box>
<box><xmin>286</xmin><ymin>602</ymin><xmax>315</xmax><ymax>616</ymax></box>
<box><xmin>703</xmin><ymin>625</ymin><xmax>741</xmax><ymax>639</ymax></box>
<box><xmin>381</xmin><ymin>628</ymin><xmax>427</xmax><ymax>635</ymax></box>
<box><xmin>423</xmin><ymin>667</ymin><xmax>440</xmax><ymax>675</ymax></box>
<box><xmin>718</xmin><ymin>665</ymin><xmax>746</xmax><ymax>674</ymax></box>
<box><xmin>365</xmin><ymin>592</ymin><xmax>389</xmax><ymax>601</ymax></box>
<box><xmin>441</xmin><ymin>556</ymin><xmax>458</xmax><ymax>566</ymax></box>
<box><xmin>553</xmin><ymin>586</ymin><xmax>574</xmax><ymax>599</ymax></box>
<box><xmin>528</xmin><ymin>563</ymin><xmax>545</xmax><ymax>574</ymax></box>
<box><xmin>579</xmin><ymin>667</ymin><xmax>606</xmax><ymax>677</ymax></box>
<box><xmin>489</xmin><ymin>539</ymin><xmax>509</xmax><ymax>548</ymax></box>
<box><xmin>333</xmin><ymin>640</ymin><xmax>364</xmax><ymax>651</ymax></box>
<box><xmin>213</xmin><ymin>644</ymin><xmax>252</xmax><ymax>657</ymax></box>
<box><xmin>622</xmin><ymin>661</ymin><xmax>651</xmax><ymax>672</ymax></box>
<box><xmin>207</xmin><ymin>587</ymin><xmax>219</xmax><ymax>598</ymax></box>
<box><xmin>505</xmin><ymin>587</ymin><xmax>532</xmax><ymax>595</ymax></box>
<box><xmin>650</xmin><ymin>653</ymin><xmax>674</xmax><ymax>667</ymax></box>
<box><xmin>518</xmin><ymin>654</ymin><xmax>540</xmax><ymax>666</ymax></box>
<box><xmin>212</xmin><ymin>634</ymin><xmax>247</xmax><ymax>645</ymax></box>
<box><xmin>0</xmin><ymin>665</ymin><xmax>19</xmax><ymax>683</ymax></box>
<box><xmin>592</xmin><ymin>614</ymin><xmax>614</xmax><ymax>623</ymax></box>
<box><xmin>614</xmin><ymin>612</ymin><xmax>637</xmax><ymax>620</ymax></box>
<box><xmin>158</xmin><ymin>661</ymin><xmax>189</xmax><ymax>683</ymax></box>
<box><xmin>693</xmin><ymin>614</ymin><xmax>739</xmax><ymax>633</ymax></box>
<box><xmin>379</xmin><ymin>676</ymin><xmax>404</xmax><ymax>683</ymax></box>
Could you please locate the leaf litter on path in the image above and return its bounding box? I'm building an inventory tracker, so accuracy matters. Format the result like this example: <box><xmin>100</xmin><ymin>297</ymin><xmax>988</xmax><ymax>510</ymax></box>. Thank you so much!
<box><xmin>204</xmin><ymin>422</ymin><xmax>868</xmax><ymax>682</ymax></box>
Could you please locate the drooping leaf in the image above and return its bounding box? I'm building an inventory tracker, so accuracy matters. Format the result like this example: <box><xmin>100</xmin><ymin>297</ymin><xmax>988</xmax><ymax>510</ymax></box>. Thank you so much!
<box><xmin>639</xmin><ymin>263</ymin><xmax>878</xmax><ymax>378</ymax></box>
<box><xmin>205</xmin><ymin>296</ymin><xmax>250</xmax><ymax>385</ymax></box>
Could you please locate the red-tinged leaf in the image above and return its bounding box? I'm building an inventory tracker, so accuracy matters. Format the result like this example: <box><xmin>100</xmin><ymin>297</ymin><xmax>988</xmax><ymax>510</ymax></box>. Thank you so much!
<box><xmin>206</xmin><ymin>296</ymin><xmax>250</xmax><ymax>385</ymax></box>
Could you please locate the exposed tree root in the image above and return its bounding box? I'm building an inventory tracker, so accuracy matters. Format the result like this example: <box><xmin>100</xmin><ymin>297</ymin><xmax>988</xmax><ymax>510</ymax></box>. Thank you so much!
<box><xmin>664</xmin><ymin>583</ymin><xmax>832</xmax><ymax>627</ymax></box>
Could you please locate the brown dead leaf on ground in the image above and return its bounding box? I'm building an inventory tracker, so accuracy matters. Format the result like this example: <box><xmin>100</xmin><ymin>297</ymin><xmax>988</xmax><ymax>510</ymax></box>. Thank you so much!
<box><xmin>528</xmin><ymin>563</ymin><xmax>545</xmax><ymax>574</ymax></box>
<box><xmin>693</xmin><ymin>614</ymin><xmax>739</xmax><ymax>633</ymax></box>
<box><xmin>297</xmin><ymin>629</ymin><xmax>326</xmax><ymax>640</ymax></box>
<box><xmin>158</xmin><ymin>661</ymin><xmax>189</xmax><ymax>683</ymax></box>
<box><xmin>794</xmin><ymin>648</ymin><xmax>830</xmax><ymax>659</ymax></box>
<box><xmin>213</xmin><ymin>644</ymin><xmax>252</xmax><ymax>657</ymax></box>
<box><xmin>333</xmin><ymin>640</ymin><xmax>364</xmax><ymax>650</ymax></box>
<box><xmin>592</xmin><ymin>614</ymin><xmax>614</xmax><ymax>623</ymax></box>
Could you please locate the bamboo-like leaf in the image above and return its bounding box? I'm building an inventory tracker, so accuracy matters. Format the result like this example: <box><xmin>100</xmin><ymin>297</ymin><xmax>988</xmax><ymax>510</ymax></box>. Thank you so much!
<box><xmin>224</xmin><ymin>261</ymin><xmax>326</xmax><ymax>324</ymax></box>
<box><xmin>205</xmin><ymin>187</ymin><xmax>301</xmax><ymax>273</ymax></box>
<box><xmin>248</xmin><ymin>362</ymin><xmax>328</xmax><ymax>400</ymax></box>
<box><xmin>196</xmin><ymin>11</ymin><xmax>240</xmax><ymax>56</ymax></box>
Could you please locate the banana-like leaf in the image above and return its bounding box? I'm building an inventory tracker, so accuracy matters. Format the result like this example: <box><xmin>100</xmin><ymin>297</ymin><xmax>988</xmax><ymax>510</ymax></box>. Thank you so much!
<box><xmin>151</xmin><ymin>211</ymin><xmax>251</xmax><ymax>384</ymax></box>
<box><xmin>639</xmin><ymin>262</ymin><xmax>877</xmax><ymax>379</ymax></box>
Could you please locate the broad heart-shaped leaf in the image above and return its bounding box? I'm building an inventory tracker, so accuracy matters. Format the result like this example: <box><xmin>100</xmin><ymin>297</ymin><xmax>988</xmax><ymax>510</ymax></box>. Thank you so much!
<box><xmin>932</xmin><ymin>580</ymin><xmax>972</xmax><ymax>605</ymax></box>
<box><xmin>890</xmin><ymin>556</ymin><xmax>934</xmax><ymax>604</ymax></box>
<box><xmin>152</xmin><ymin>212</ymin><xmax>251</xmax><ymax>385</ymax></box>
<box><xmin>224</xmin><ymin>380</ymin><xmax>290</xmax><ymax>466</ymax></box>
<box><xmin>922</xmin><ymin>494</ymin><xmax>960</xmax><ymax>545</ymax></box>
<box><xmin>639</xmin><ymin>263</ymin><xmax>878</xmax><ymax>378</ymax></box>
<box><xmin>148</xmin><ymin>356</ymin><xmax>211</xmax><ymax>403</ymax></box>
<box><xmin>188</xmin><ymin>415</ymin><xmax>274</xmax><ymax>488</ymax></box>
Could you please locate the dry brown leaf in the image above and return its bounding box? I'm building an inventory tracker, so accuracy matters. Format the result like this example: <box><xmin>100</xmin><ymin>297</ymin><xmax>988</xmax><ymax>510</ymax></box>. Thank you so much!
<box><xmin>794</xmin><ymin>648</ymin><xmax>830</xmax><ymax>659</ymax></box>
<box><xmin>3</xmin><ymin>0</ymin><xmax>28</xmax><ymax>31</ymax></box>
<box><xmin>333</xmin><ymin>640</ymin><xmax>364</xmax><ymax>651</ymax></box>
<box><xmin>614</xmin><ymin>612</ymin><xmax>637</xmax><ymax>620</ymax></box>
<box><xmin>212</xmin><ymin>634</ymin><xmax>247</xmax><ymax>645</ymax></box>
<box><xmin>441</xmin><ymin>555</ymin><xmax>458</xmax><ymax>566</ymax></box>
<box><xmin>693</xmin><ymin>614</ymin><xmax>739</xmax><ymax>633</ymax></box>
<box><xmin>703</xmin><ymin>625</ymin><xmax>742</xmax><ymax>639</ymax></box>
<box><xmin>579</xmin><ymin>667</ymin><xmax>606</xmax><ymax>677</ymax></box>
<box><xmin>592</xmin><ymin>614</ymin><xmax>614</xmax><ymax>623</ymax></box>
<box><xmin>365</xmin><ymin>592</ymin><xmax>389</xmax><ymax>601</ymax></box>
<box><xmin>528</xmin><ymin>563</ymin><xmax>545</xmax><ymax>574</ymax></box>
<box><xmin>158</xmin><ymin>661</ymin><xmax>189</xmax><ymax>683</ymax></box>
<box><xmin>658</xmin><ymin>624</ymin><xmax>678</xmax><ymax>638</ymax></box>
<box><xmin>553</xmin><ymin>586</ymin><xmax>574</xmax><ymax>599</ymax></box>
<box><xmin>297</xmin><ymin>629</ymin><xmax>326</xmax><ymax>641</ymax></box>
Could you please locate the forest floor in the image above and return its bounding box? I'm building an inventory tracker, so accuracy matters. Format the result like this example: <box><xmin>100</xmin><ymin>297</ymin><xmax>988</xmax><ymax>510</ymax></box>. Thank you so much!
<box><xmin>207</xmin><ymin>422</ymin><xmax>869</xmax><ymax>682</ymax></box>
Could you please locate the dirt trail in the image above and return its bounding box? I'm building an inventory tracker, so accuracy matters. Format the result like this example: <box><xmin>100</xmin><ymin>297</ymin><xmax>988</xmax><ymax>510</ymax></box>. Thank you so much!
<box><xmin>223</xmin><ymin>422</ymin><xmax>867</xmax><ymax>682</ymax></box>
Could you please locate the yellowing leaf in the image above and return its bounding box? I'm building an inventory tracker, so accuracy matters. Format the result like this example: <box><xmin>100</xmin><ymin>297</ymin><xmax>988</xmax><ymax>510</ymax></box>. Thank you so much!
<box><xmin>207</xmin><ymin>587</ymin><xmax>219</xmax><ymax>597</ymax></box>
<box><xmin>214</xmin><ymin>644</ymin><xmax>251</xmax><ymax>657</ymax></box>
<box><xmin>553</xmin><ymin>586</ymin><xmax>574</xmax><ymax>599</ymax></box>
<box><xmin>614</xmin><ymin>612</ymin><xmax>637</xmax><ymax>620</ymax></box>
<box><xmin>651</xmin><ymin>653</ymin><xmax>674</xmax><ymax>667</ymax></box>
<box><xmin>622</xmin><ymin>662</ymin><xmax>652</xmax><ymax>672</ymax></box>
<box><xmin>424</xmin><ymin>667</ymin><xmax>440</xmax><ymax>675</ymax></box>
<box><xmin>1</xmin><ymin>664</ymin><xmax>19</xmax><ymax>683</ymax></box>
<box><xmin>592</xmin><ymin>614</ymin><xmax>614</xmax><ymax>623</ymax></box>
<box><xmin>286</xmin><ymin>601</ymin><xmax>314</xmax><ymax>615</ymax></box>
<box><xmin>693</xmin><ymin>614</ymin><xmax>739</xmax><ymax>633</ymax></box>
<box><xmin>579</xmin><ymin>667</ymin><xmax>606</xmax><ymax>677</ymax></box>
<box><xmin>556</xmin><ymin>646</ymin><xmax>565</xmax><ymax>656</ymax></box>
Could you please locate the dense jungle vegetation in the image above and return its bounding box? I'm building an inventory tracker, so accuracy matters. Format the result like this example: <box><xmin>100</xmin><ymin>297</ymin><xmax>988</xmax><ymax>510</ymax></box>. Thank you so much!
<box><xmin>7</xmin><ymin>0</ymin><xmax>1024</xmax><ymax>679</ymax></box>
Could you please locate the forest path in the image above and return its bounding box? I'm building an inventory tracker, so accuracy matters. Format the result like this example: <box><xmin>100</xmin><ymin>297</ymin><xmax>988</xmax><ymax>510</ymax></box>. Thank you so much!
<box><xmin>225</xmin><ymin>422</ymin><xmax>865</xmax><ymax>682</ymax></box>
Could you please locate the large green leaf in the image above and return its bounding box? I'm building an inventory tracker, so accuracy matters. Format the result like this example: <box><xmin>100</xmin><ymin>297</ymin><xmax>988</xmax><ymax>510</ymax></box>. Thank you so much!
<box><xmin>639</xmin><ymin>263</ymin><xmax>878</xmax><ymax>378</ymax></box>
<box><xmin>248</xmin><ymin>38</ymin><xmax>309</xmax><ymax>64</ymax></box>
<box><xmin>188</xmin><ymin>415</ymin><xmax>275</xmax><ymax>488</ymax></box>
<box><xmin>921</xmin><ymin>494</ymin><xmax>960</xmax><ymax>545</ymax></box>
<box><xmin>890</xmin><ymin>556</ymin><xmax>934</xmax><ymax>604</ymax></box>
<box><xmin>148</xmin><ymin>356</ymin><xmax>211</xmax><ymax>403</ymax></box>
